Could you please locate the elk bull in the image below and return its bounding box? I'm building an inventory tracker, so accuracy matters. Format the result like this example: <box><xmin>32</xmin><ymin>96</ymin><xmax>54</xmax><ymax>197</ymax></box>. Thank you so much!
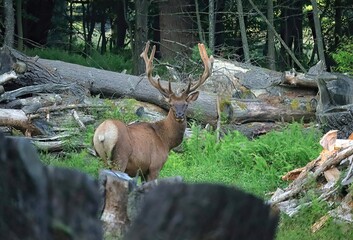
<box><xmin>93</xmin><ymin>41</ymin><xmax>213</xmax><ymax>181</ymax></box>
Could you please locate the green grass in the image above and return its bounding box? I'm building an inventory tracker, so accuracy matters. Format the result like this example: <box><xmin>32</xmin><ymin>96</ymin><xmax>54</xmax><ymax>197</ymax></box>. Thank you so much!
<box><xmin>277</xmin><ymin>200</ymin><xmax>353</xmax><ymax>240</ymax></box>
<box><xmin>40</xmin><ymin>151</ymin><xmax>104</xmax><ymax>178</ymax></box>
<box><xmin>161</xmin><ymin>123</ymin><xmax>322</xmax><ymax>197</ymax></box>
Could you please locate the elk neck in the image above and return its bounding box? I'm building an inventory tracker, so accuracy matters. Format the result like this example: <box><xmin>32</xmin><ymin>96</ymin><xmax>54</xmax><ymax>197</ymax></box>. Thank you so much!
<box><xmin>154</xmin><ymin>109</ymin><xmax>187</xmax><ymax>150</ymax></box>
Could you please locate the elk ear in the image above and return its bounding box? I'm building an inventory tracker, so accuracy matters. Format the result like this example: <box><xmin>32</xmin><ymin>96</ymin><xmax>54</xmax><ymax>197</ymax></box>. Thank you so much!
<box><xmin>186</xmin><ymin>91</ymin><xmax>199</xmax><ymax>103</ymax></box>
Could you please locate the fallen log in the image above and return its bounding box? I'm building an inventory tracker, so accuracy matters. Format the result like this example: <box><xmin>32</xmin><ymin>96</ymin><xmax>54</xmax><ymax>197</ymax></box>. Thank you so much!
<box><xmin>0</xmin><ymin>46</ymin><xmax>317</xmax><ymax>126</ymax></box>
<box><xmin>0</xmin><ymin>83</ymin><xmax>78</xmax><ymax>103</ymax></box>
<box><xmin>0</xmin><ymin>108</ymin><xmax>48</xmax><ymax>135</ymax></box>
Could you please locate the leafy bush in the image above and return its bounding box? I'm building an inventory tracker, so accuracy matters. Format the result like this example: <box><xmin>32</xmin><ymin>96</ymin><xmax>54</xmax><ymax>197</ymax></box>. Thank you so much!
<box><xmin>332</xmin><ymin>38</ymin><xmax>353</xmax><ymax>74</ymax></box>
<box><xmin>191</xmin><ymin>44</ymin><xmax>213</xmax><ymax>63</ymax></box>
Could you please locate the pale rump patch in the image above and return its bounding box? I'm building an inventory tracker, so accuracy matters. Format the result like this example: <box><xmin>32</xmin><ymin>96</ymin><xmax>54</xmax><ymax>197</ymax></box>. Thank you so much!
<box><xmin>93</xmin><ymin>120</ymin><xmax>119</xmax><ymax>162</ymax></box>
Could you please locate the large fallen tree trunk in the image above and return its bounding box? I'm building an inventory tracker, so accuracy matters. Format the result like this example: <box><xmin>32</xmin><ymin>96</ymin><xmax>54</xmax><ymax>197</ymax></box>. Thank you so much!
<box><xmin>0</xmin><ymin>46</ymin><xmax>318</xmax><ymax>125</ymax></box>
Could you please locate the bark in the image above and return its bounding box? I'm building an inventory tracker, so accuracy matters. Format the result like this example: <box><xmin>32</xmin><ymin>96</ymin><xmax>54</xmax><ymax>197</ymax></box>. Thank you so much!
<box><xmin>4</xmin><ymin>0</ymin><xmax>15</xmax><ymax>47</ymax></box>
<box><xmin>208</xmin><ymin>0</ymin><xmax>215</xmax><ymax>53</ymax></box>
<box><xmin>99</xmin><ymin>170</ymin><xmax>182</xmax><ymax>238</ymax></box>
<box><xmin>159</xmin><ymin>0</ymin><xmax>196</xmax><ymax>59</ymax></box>
<box><xmin>0</xmin><ymin>108</ymin><xmax>44</xmax><ymax>135</ymax></box>
<box><xmin>236</xmin><ymin>0</ymin><xmax>250</xmax><ymax>62</ymax></box>
<box><xmin>133</xmin><ymin>0</ymin><xmax>149</xmax><ymax>75</ymax></box>
<box><xmin>195</xmin><ymin>0</ymin><xmax>205</xmax><ymax>43</ymax></box>
<box><xmin>310</xmin><ymin>0</ymin><xmax>326</xmax><ymax>67</ymax></box>
<box><xmin>114</xmin><ymin>0</ymin><xmax>128</xmax><ymax>49</ymax></box>
<box><xmin>16</xmin><ymin>0</ymin><xmax>24</xmax><ymax>51</ymax></box>
<box><xmin>267</xmin><ymin>0</ymin><xmax>275</xmax><ymax>70</ymax></box>
<box><xmin>316</xmin><ymin>71</ymin><xmax>353</xmax><ymax>138</ymax></box>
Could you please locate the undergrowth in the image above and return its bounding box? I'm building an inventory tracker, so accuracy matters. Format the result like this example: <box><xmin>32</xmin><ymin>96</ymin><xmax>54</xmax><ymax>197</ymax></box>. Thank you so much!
<box><xmin>24</xmin><ymin>47</ymin><xmax>133</xmax><ymax>74</ymax></box>
<box><xmin>160</xmin><ymin>122</ymin><xmax>322</xmax><ymax>197</ymax></box>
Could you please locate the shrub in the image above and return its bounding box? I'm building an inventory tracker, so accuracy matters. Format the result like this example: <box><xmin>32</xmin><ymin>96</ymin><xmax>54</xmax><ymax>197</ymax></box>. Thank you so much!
<box><xmin>332</xmin><ymin>38</ymin><xmax>353</xmax><ymax>74</ymax></box>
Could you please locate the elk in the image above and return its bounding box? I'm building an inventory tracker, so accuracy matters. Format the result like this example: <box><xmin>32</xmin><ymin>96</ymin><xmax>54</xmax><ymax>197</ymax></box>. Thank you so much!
<box><xmin>93</xmin><ymin>41</ymin><xmax>213</xmax><ymax>181</ymax></box>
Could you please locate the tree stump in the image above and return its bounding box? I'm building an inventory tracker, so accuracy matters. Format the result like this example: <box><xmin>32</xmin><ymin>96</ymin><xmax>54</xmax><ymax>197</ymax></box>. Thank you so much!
<box><xmin>125</xmin><ymin>182</ymin><xmax>279</xmax><ymax>240</ymax></box>
<box><xmin>316</xmin><ymin>72</ymin><xmax>353</xmax><ymax>138</ymax></box>
<box><xmin>0</xmin><ymin>132</ymin><xmax>103</xmax><ymax>239</ymax></box>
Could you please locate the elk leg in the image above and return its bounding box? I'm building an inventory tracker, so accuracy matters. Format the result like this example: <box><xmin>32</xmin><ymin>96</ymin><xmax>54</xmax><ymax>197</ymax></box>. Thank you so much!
<box><xmin>146</xmin><ymin>168</ymin><xmax>160</xmax><ymax>181</ymax></box>
<box><xmin>110</xmin><ymin>151</ymin><xmax>128</xmax><ymax>172</ymax></box>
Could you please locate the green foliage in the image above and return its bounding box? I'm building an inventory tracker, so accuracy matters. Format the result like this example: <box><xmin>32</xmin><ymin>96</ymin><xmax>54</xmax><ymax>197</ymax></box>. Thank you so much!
<box><xmin>101</xmin><ymin>98</ymin><xmax>141</xmax><ymax>123</ymax></box>
<box><xmin>277</xmin><ymin>200</ymin><xmax>353</xmax><ymax>240</ymax></box>
<box><xmin>40</xmin><ymin>151</ymin><xmax>104</xmax><ymax>178</ymax></box>
<box><xmin>332</xmin><ymin>38</ymin><xmax>353</xmax><ymax>74</ymax></box>
<box><xmin>191</xmin><ymin>44</ymin><xmax>213</xmax><ymax>63</ymax></box>
<box><xmin>24</xmin><ymin>48</ymin><xmax>133</xmax><ymax>74</ymax></box>
<box><xmin>161</xmin><ymin>123</ymin><xmax>322</xmax><ymax>197</ymax></box>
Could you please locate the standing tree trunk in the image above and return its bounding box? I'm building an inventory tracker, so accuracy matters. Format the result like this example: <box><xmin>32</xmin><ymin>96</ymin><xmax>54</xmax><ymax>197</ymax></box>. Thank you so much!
<box><xmin>310</xmin><ymin>0</ymin><xmax>326</xmax><ymax>68</ymax></box>
<box><xmin>159</xmin><ymin>0</ymin><xmax>196</xmax><ymax>59</ymax></box>
<box><xmin>100</xmin><ymin>18</ymin><xmax>107</xmax><ymax>54</ymax></box>
<box><xmin>279</xmin><ymin>0</ymin><xmax>303</xmax><ymax>69</ymax></box>
<box><xmin>4</xmin><ymin>0</ymin><xmax>15</xmax><ymax>48</ymax></box>
<box><xmin>16</xmin><ymin>0</ymin><xmax>23</xmax><ymax>51</ymax></box>
<box><xmin>82</xmin><ymin>1</ymin><xmax>88</xmax><ymax>54</ymax></box>
<box><xmin>236</xmin><ymin>0</ymin><xmax>250</xmax><ymax>62</ymax></box>
<box><xmin>333</xmin><ymin>0</ymin><xmax>342</xmax><ymax>50</ymax></box>
<box><xmin>208</xmin><ymin>0</ymin><xmax>215</xmax><ymax>53</ymax></box>
<box><xmin>114</xmin><ymin>0</ymin><xmax>128</xmax><ymax>49</ymax></box>
<box><xmin>22</xmin><ymin>0</ymin><xmax>54</xmax><ymax>47</ymax></box>
<box><xmin>195</xmin><ymin>0</ymin><xmax>205</xmax><ymax>43</ymax></box>
<box><xmin>86</xmin><ymin>2</ymin><xmax>97</xmax><ymax>55</ymax></box>
<box><xmin>69</xmin><ymin>0</ymin><xmax>73</xmax><ymax>52</ymax></box>
<box><xmin>267</xmin><ymin>0</ymin><xmax>275</xmax><ymax>70</ymax></box>
<box><xmin>133</xmin><ymin>0</ymin><xmax>149</xmax><ymax>75</ymax></box>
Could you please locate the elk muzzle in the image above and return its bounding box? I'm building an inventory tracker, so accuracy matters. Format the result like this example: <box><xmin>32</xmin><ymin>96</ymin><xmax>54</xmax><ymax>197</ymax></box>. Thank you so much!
<box><xmin>173</xmin><ymin>104</ymin><xmax>188</xmax><ymax>122</ymax></box>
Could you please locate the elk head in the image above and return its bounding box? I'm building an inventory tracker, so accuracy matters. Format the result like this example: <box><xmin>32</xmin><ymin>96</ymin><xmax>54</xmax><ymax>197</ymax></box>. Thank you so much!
<box><xmin>140</xmin><ymin>41</ymin><xmax>214</xmax><ymax>122</ymax></box>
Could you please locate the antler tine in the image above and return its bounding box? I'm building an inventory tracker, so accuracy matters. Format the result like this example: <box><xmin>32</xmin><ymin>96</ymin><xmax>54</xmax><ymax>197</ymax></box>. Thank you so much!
<box><xmin>184</xmin><ymin>43</ymin><xmax>214</xmax><ymax>94</ymax></box>
<box><xmin>140</xmin><ymin>41</ymin><xmax>172</xmax><ymax>97</ymax></box>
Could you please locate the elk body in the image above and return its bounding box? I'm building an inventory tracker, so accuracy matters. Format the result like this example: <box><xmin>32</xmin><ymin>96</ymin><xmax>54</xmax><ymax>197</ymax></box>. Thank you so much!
<box><xmin>93</xmin><ymin>42</ymin><xmax>213</xmax><ymax>181</ymax></box>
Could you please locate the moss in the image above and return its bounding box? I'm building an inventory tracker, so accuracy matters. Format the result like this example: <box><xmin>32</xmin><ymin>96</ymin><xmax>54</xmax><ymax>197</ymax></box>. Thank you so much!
<box><xmin>290</xmin><ymin>99</ymin><xmax>300</xmax><ymax>110</ymax></box>
<box><xmin>236</xmin><ymin>101</ymin><xmax>247</xmax><ymax>110</ymax></box>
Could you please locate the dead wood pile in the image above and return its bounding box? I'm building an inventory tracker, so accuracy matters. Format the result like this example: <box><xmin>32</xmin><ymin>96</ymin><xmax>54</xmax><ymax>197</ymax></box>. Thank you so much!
<box><xmin>270</xmin><ymin>130</ymin><xmax>353</xmax><ymax>232</ymax></box>
<box><xmin>0</xmin><ymin>45</ymin><xmax>322</xmax><ymax>144</ymax></box>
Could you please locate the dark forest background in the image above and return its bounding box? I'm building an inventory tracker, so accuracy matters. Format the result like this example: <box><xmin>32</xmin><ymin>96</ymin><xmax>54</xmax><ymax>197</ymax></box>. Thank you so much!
<box><xmin>1</xmin><ymin>0</ymin><xmax>352</xmax><ymax>75</ymax></box>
